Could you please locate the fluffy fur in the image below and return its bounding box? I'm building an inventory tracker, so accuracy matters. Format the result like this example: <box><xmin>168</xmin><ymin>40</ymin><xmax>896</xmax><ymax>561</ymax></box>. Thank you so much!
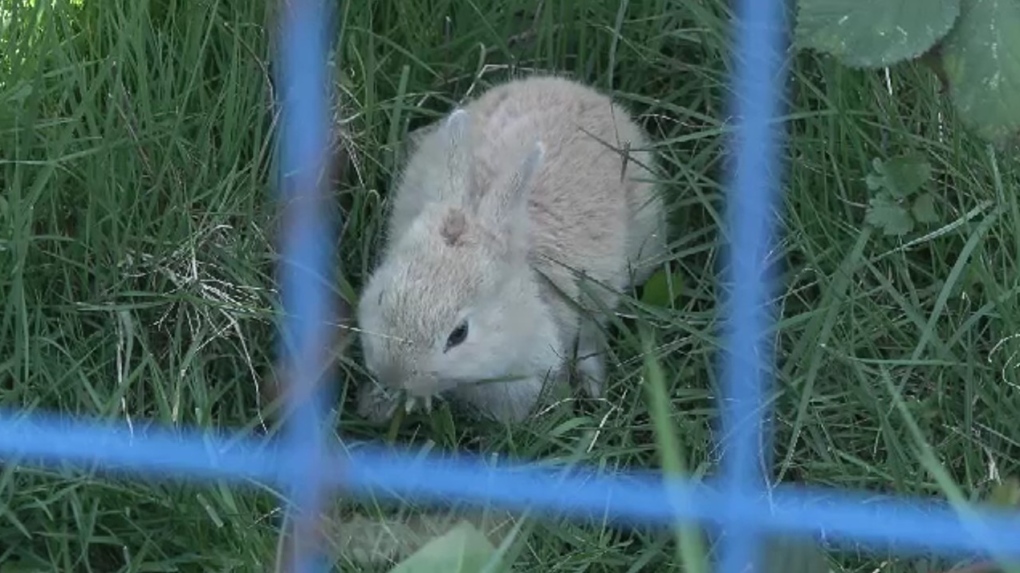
<box><xmin>356</xmin><ymin>74</ymin><xmax>668</xmax><ymax>424</ymax></box>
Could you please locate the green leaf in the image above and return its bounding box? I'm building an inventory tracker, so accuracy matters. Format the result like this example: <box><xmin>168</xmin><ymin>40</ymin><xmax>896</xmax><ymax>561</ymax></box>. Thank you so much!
<box><xmin>910</xmin><ymin>192</ymin><xmax>939</xmax><ymax>224</ymax></box>
<box><xmin>389</xmin><ymin>520</ymin><xmax>497</xmax><ymax>573</ymax></box>
<box><xmin>986</xmin><ymin>477</ymin><xmax>1020</xmax><ymax>508</ymax></box>
<box><xmin>940</xmin><ymin>0</ymin><xmax>1020</xmax><ymax>144</ymax></box>
<box><xmin>640</xmin><ymin>267</ymin><xmax>684</xmax><ymax>308</ymax></box>
<box><xmin>867</xmin><ymin>154</ymin><xmax>932</xmax><ymax>199</ymax></box>
<box><xmin>978</xmin><ymin>479</ymin><xmax>1020</xmax><ymax>573</ymax></box>
<box><xmin>0</xmin><ymin>552</ymin><xmax>49</xmax><ymax>573</ymax></box>
<box><xmin>763</xmin><ymin>535</ymin><xmax>830</xmax><ymax>573</ymax></box>
<box><xmin>794</xmin><ymin>0</ymin><xmax>961</xmax><ymax>68</ymax></box>
<box><xmin>428</xmin><ymin>400</ymin><xmax>458</xmax><ymax>446</ymax></box>
<box><xmin>865</xmin><ymin>195</ymin><xmax>915</xmax><ymax>236</ymax></box>
<box><xmin>0</xmin><ymin>565</ymin><xmax>48</xmax><ymax>573</ymax></box>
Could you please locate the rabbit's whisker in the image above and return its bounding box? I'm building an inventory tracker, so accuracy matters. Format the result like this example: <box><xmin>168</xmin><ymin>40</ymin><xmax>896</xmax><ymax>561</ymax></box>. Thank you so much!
<box><xmin>344</xmin><ymin>325</ymin><xmax>410</xmax><ymax>344</ymax></box>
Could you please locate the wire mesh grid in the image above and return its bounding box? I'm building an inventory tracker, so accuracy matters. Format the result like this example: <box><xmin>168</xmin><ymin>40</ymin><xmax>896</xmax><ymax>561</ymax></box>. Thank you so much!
<box><xmin>3</xmin><ymin>0</ymin><xmax>1020</xmax><ymax>571</ymax></box>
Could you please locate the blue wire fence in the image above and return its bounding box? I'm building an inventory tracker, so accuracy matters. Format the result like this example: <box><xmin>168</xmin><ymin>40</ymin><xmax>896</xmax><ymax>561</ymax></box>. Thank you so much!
<box><xmin>4</xmin><ymin>0</ymin><xmax>1020</xmax><ymax>571</ymax></box>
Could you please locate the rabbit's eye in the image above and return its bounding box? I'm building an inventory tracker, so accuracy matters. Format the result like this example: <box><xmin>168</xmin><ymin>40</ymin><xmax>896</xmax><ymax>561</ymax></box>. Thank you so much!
<box><xmin>444</xmin><ymin>321</ymin><xmax>469</xmax><ymax>351</ymax></box>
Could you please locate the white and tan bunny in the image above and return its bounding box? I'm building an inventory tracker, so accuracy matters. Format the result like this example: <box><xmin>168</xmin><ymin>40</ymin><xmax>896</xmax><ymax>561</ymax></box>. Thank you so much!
<box><xmin>355</xmin><ymin>74</ymin><xmax>667</xmax><ymax>424</ymax></box>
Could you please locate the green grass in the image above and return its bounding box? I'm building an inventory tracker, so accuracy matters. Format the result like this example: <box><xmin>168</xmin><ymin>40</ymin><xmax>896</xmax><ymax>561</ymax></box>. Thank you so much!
<box><xmin>2</xmin><ymin>0</ymin><xmax>1020</xmax><ymax>571</ymax></box>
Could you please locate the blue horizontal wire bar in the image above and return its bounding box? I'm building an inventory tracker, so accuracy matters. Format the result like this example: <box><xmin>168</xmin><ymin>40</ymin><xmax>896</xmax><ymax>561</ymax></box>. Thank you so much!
<box><xmin>1</xmin><ymin>408</ymin><xmax>1019</xmax><ymax>561</ymax></box>
<box><xmin>275</xmin><ymin>0</ymin><xmax>335</xmax><ymax>570</ymax></box>
<box><xmin>718</xmin><ymin>0</ymin><xmax>788</xmax><ymax>570</ymax></box>
<box><xmin>0</xmin><ymin>408</ymin><xmax>282</xmax><ymax>484</ymax></box>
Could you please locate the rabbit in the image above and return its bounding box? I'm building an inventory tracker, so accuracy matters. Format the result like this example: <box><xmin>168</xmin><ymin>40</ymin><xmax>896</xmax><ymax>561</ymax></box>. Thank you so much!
<box><xmin>355</xmin><ymin>74</ymin><xmax>668</xmax><ymax>424</ymax></box>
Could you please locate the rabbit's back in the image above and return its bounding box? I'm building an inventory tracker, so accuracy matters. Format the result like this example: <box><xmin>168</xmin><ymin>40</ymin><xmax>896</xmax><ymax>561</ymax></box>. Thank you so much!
<box><xmin>465</xmin><ymin>75</ymin><xmax>663</xmax><ymax>318</ymax></box>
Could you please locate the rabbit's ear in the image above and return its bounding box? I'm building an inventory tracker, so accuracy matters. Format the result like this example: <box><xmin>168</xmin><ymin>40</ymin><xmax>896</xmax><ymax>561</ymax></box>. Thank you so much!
<box><xmin>475</xmin><ymin>140</ymin><xmax>544</xmax><ymax>239</ymax></box>
<box><xmin>438</xmin><ymin>109</ymin><xmax>475</xmax><ymax>202</ymax></box>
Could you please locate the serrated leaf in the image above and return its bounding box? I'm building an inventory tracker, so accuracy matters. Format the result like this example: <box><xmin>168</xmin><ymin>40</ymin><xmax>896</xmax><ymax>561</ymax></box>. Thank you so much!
<box><xmin>868</xmin><ymin>154</ymin><xmax>932</xmax><ymax>199</ymax></box>
<box><xmin>794</xmin><ymin>0</ymin><xmax>961</xmax><ymax>68</ymax></box>
<box><xmin>864</xmin><ymin>172</ymin><xmax>884</xmax><ymax>191</ymax></box>
<box><xmin>389</xmin><ymin>520</ymin><xmax>497</xmax><ymax>573</ymax></box>
<box><xmin>866</xmin><ymin>195</ymin><xmax>915</xmax><ymax>236</ymax></box>
<box><xmin>910</xmin><ymin>192</ymin><xmax>939</xmax><ymax>224</ymax></box>
<box><xmin>940</xmin><ymin>0</ymin><xmax>1020</xmax><ymax>144</ymax></box>
<box><xmin>641</xmin><ymin>267</ymin><xmax>684</xmax><ymax>308</ymax></box>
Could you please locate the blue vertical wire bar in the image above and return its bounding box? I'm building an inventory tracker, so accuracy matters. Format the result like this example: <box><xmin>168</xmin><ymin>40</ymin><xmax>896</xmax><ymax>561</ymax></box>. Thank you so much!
<box><xmin>276</xmin><ymin>0</ymin><xmax>336</xmax><ymax>571</ymax></box>
<box><xmin>718</xmin><ymin>0</ymin><xmax>788</xmax><ymax>572</ymax></box>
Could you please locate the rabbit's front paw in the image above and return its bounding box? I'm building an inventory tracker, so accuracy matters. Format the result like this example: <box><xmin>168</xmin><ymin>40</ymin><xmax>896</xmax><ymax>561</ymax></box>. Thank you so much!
<box><xmin>356</xmin><ymin>384</ymin><xmax>400</xmax><ymax>423</ymax></box>
<box><xmin>577</xmin><ymin>354</ymin><xmax>605</xmax><ymax>398</ymax></box>
<box><xmin>576</xmin><ymin>320</ymin><xmax>607</xmax><ymax>398</ymax></box>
